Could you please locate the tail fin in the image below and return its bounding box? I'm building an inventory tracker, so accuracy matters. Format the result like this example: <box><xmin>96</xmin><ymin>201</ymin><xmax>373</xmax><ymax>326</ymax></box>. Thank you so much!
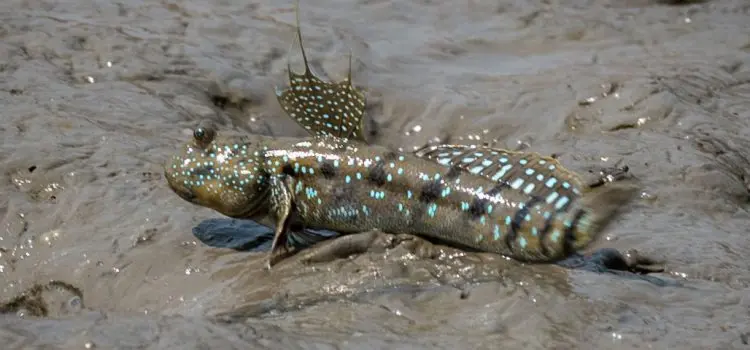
<box><xmin>569</xmin><ymin>181</ymin><xmax>639</xmax><ymax>252</ymax></box>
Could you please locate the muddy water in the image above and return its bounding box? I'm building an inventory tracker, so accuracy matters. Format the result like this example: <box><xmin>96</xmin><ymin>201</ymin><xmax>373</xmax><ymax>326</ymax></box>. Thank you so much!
<box><xmin>1</xmin><ymin>0</ymin><xmax>750</xmax><ymax>348</ymax></box>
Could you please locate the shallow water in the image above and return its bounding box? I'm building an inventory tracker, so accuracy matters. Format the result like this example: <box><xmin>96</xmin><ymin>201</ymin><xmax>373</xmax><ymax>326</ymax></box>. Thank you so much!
<box><xmin>1</xmin><ymin>0</ymin><xmax>750</xmax><ymax>348</ymax></box>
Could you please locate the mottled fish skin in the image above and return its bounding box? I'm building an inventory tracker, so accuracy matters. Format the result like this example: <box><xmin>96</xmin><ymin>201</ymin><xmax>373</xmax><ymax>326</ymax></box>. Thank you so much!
<box><xmin>414</xmin><ymin>144</ymin><xmax>587</xmax><ymax>209</ymax></box>
<box><xmin>164</xmin><ymin>126</ymin><xmax>630</xmax><ymax>266</ymax></box>
<box><xmin>164</xmin><ymin>4</ymin><xmax>635</xmax><ymax>268</ymax></box>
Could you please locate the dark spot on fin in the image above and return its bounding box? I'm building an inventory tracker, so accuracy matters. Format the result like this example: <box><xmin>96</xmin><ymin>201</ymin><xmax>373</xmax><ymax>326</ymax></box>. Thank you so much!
<box><xmin>281</xmin><ymin>163</ymin><xmax>296</xmax><ymax>176</ymax></box>
<box><xmin>468</xmin><ymin>182</ymin><xmax>507</xmax><ymax>220</ymax></box>
<box><xmin>563</xmin><ymin>209</ymin><xmax>587</xmax><ymax>257</ymax></box>
<box><xmin>538</xmin><ymin>209</ymin><xmax>555</xmax><ymax>257</ymax></box>
<box><xmin>468</xmin><ymin>198</ymin><xmax>488</xmax><ymax>219</ymax></box>
<box><xmin>445</xmin><ymin>165</ymin><xmax>463</xmax><ymax>181</ymax></box>
<box><xmin>383</xmin><ymin>151</ymin><xmax>399</xmax><ymax>161</ymax></box>
<box><xmin>274</xmin><ymin>1</ymin><xmax>367</xmax><ymax>142</ymax></box>
<box><xmin>420</xmin><ymin>180</ymin><xmax>443</xmax><ymax>203</ymax></box>
<box><xmin>320</xmin><ymin>160</ymin><xmax>337</xmax><ymax>179</ymax></box>
<box><xmin>506</xmin><ymin>196</ymin><xmax>543</xmax><ymax>253</ymax></box>
<box><xmin>486</xmin><ymin>182</ymin><xmax>509</xmax><ymax>197</ymax></box>
<box><xmin>367</xmin><ymin>160</ymin><xmax>387</xmax><ymax>186</ymax></box>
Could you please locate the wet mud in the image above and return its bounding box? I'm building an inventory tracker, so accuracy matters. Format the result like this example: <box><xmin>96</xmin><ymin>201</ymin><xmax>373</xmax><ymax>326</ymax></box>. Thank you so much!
<box><xmin>1</xmin><ymin>0</ymin><xmax>750</xmax><ymax>348</ymax></box>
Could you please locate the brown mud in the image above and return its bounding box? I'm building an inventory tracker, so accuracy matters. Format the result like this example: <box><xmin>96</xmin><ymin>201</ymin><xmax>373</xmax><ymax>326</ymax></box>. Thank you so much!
<box><xmin>1</xmin><ymin>0</ymin><xmax>750</xmax><ymax>348</ymax></box>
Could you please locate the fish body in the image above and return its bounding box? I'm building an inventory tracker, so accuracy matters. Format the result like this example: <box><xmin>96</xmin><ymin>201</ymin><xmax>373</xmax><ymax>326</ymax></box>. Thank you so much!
<box><xmin>166</xmin><ymin>129</ymin><xmax>633</xmax><ymax>267</ymax></box>
<box><xmin>163</xmin><ymin>4</ymin><xmax>636</xmax><ymax>268</ymax></box>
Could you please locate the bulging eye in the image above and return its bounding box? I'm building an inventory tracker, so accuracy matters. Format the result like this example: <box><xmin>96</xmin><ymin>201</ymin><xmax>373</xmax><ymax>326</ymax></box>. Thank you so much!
<box><xmin>193</xmin><ymin>127</ymin><xmax>206</xmax><ymax>140</ymax></box>
<box><xmin>193</xmin><ymin>123</ymin><xmax>216</xmax><ymax>148</ymax></box>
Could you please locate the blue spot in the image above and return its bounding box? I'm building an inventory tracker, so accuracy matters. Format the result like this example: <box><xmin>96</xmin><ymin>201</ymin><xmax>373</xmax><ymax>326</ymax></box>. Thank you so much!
<box><xmin>545</xmin><ymin>178</ymin><xmax>558</xmax><ymax>188</ymax></box>
<box><xmin>505</xmin><ymin>216</ymin><xmax>511</xmax><ymax>225</ymax></box>
<box><xmin>487</xmin><ymin>204</ymin><xmax>493</xmax><ymax>213</ymax></box>
<box><xmin>519</xmin><ymin>159</ymin><xmax>528</xmax><ymax>165</ymax></box>
<box><xmin>510</xmin><ymin>178</ymin><xmax>525</xmax><ymax>189</ymax></box>
<box><xmin>493</xmin><ymin>225</ymin><xmax>501</xmax><ymax>240</ymax></box>
<box><xmin>532</xmin><ymin>227</ymin><xmax>538</xmax><ymax>236</ymax></box>
<box><xmin>519</xmin><ymin>237</ymin><xmax>528</xmax><ymax>248</ymax></box>
<box><xmin>398</xmin><ymin>168</ymin><xmax>404</xmax><ymax>175</ymax></box>
<box><xmin>525</xmin><ymin>168</ymin><xmax>535</xmax><ymax>175</ymax></box>
<box><xmin>492</xmin><ymin>164</ymin><xmax>513</xmax><ymax>181</ymax></box>
<box><xmin>550</xmin><ymin>230</ymin><xmax>560</xmax><ymax>242</ymax></box>
<box><xmin>306</xmin><ymin>187</ymin><xmax>318</xmax><ymax>198</ymax></box>
<box><xmin>462</xmin><ymin>157</ymin><xmax>476</xmax><ymax>163</ymax></box>
<box><xmin>387</xmin><ymin>174</ymin><xmax>393</xmax><ymax>182</ymax></box>
<box><xmin>546</xmin><ymin>192</ymin><xmax>559</xmax><ymax>204</ymax></box>
<box><xmin>499</xmin><ymin>157</ymin><xmax>508</xmax><ymax>163</ymax></box>
<box><xmin>407</xmin><ymin>190</ymin><xmax>413</xmax><ymax>199</ymax></box>
<box><xmin>334</xmin><ymin>160</ymin><xmax>340</xmax><ymax>167</ymax></box>
<box><xmin>345</xmin><ymin>175</ymin><xmax>351</xmax><ymax>184</ymax></box>
<box><xmin>470</xmin><ymin>166</ymin><xmax>483</xmax><ymax>174</ymax></box>
<box><xmin>427</xmin><ymin>203</ymin><xmax>438</xmax><ymax>217</ymax></box>
<box><xmin>562</xmin><ymin>181</ymin><xmax>571</xmax><ymax>189</ymax></box>
<box><xmin>441</xmin><ymin>187</ymin><xmax>451</xmax><ymax>197</ymax></box>
<box><xmin>523</xmin><ymin>183</ymin><xmax>535</xmax><ymax>194</ymax></box>
<box><xmin>356</xmin><ymin>172</ymin><xmax>362</xmax><ymax>180</ymax></box>
<box><xmin>536</xmin><ymin>174</ymin><xmax>544</xmax><ymax>181</ymax></box>
<box><xmin>481</xmin><ymin>159</ymin><xmax>493</xmax><ymax>166</ymax></box>
<box><xmin>398</xmin><ymin>155</ymin><xmax>405</xmax><ymax>161</ymax></box>
<box><xmin>555</xmin><ymin>196</ymin><xmax>570</xmax><ymax>210</ymax></box>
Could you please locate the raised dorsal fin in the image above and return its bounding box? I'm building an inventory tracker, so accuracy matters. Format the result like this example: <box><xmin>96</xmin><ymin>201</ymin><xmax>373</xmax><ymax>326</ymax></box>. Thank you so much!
<box><xmin>414</xmin><ymin>144</ymin><xmax>587</xmax><ymax>209</ymax></box>
<box><xmin>275</xmin><ymin>1</ymin><xmax>367</xmax><ymax>142</ymax></box>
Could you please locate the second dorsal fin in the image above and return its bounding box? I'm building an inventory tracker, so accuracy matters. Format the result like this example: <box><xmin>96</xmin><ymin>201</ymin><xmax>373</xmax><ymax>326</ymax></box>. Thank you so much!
<box><xmin>415</xmin><ymin>144</ymin><xmax>587</xmax><ymax>211</ymax></box>
<box><xmin>275</xmin><ymin>1</ymin><xmax>367</xmax><ymax>142</ymax></box>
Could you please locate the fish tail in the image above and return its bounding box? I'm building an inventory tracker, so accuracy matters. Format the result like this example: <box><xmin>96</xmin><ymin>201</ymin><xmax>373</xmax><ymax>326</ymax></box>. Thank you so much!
<box><xmin>501</xmin><ymin>182</ymin><xmax>637</xmax><ymax>263</ymax></box>
<box><xmin>556</xmin><ymin>182</ymin><xmax>638</xmax><ymax>255</ymax></box>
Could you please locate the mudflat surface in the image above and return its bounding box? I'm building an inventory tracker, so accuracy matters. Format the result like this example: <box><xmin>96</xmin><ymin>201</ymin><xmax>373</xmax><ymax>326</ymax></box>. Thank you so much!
<box><xmin>2</xmin><ymin>0</ymin><xmax>750</xmax><ymax>348</ymax></box>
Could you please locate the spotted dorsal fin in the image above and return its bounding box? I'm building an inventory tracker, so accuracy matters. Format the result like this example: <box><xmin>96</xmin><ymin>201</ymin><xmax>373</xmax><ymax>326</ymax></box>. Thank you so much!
<box><xmin>415</xmin><ymin>144</ymin><xmax>587</xmax><ymax>205</ymax></box>
<box><xmin>275</xmin><ymin>2</ymin><xmax>367</xmax><ymax>142</ymax></box>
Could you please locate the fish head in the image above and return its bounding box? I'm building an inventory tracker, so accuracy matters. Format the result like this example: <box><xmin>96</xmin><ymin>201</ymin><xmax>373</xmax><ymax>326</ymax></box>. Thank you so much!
<box><xmin>164</xmin><ymin>122</ymin><xmax>269</xmax><ymax>218</ymax></box>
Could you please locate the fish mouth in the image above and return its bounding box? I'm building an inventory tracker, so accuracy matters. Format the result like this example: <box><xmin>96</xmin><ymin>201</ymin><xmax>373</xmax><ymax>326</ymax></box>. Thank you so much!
<box><xmin>169</xmin><ymin>181</ymin><xmax>197</xmax><ymax>202</ymax></box>
<box><xmin>164</xmin><ymin>169</ymin><xmax>197</xmax><ymax>202</ymax></box>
